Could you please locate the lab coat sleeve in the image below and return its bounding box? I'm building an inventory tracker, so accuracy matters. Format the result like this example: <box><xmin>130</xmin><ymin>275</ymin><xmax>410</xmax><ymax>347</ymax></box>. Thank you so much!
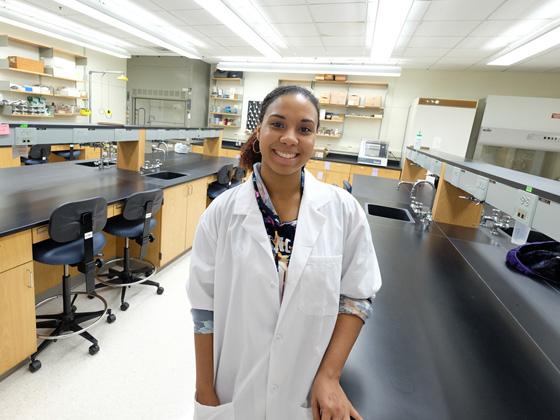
<box><xmin>340</xmin><ymin>193</ymin><xmax>382</xmax><ymax>301</ymax></box>
<box><xmin>187</xmin><ymin>214</ymin><xmax>217</xmax><ymax>312</ymax></box>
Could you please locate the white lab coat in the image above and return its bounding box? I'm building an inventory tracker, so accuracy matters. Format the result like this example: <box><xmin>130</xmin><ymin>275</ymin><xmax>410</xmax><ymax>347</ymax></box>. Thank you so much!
<box><xmin>188</xmin><ymin>170</ymin><xmax>381</xmax><ymax>420</ymax></box>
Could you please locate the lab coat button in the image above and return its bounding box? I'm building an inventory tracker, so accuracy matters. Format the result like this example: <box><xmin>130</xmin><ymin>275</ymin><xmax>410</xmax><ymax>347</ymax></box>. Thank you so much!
<box><xmin>271</xmin><ymin>384</ymin><xmax>279</xmax><ymax>393</ymax></box>
<box><xmin>275</xmin><ymin>334</ymin><xmax>283</xmax><ymax>341</ymax></box>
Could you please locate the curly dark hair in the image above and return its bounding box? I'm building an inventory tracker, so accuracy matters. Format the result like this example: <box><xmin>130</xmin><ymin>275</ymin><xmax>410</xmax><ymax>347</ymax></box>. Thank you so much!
<box><xmin>239</xmin><ymin>85</ymin><xmax>320</xmax><ymax>170</ymax></box>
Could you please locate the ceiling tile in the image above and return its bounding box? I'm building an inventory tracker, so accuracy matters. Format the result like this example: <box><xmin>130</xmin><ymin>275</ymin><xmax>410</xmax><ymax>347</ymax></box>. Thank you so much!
<box><xmin>322</xmin><ymin>36</ymin><xmax>363</xmax><ymax>47</ymax></box>
<box><xmin>423</xmin><ymin>0</ymin><xmax>504</xmax><ymax>21</ymax></box>
<box><xmin>414</xmin><ymin>21</ymin><xmax>480</xmax><ymax>37</ymax></box>
<box><xmin>406</xmin><ymin>1</ymin><xmax>431</xmax><ymax>21</ymax></box>
<box><xmin>261</xmin><ymin>5</ymin><xmax>313</xmax><ymax>23</ymax></box>
<box><xmin>430</xmin><ymin>63</ymin><xmax>472</xmax><ymax>70</ymax></box>
<box><xmin>487</xmin><ymin>0</ymin><xmax>543</xmax><ymax>20</ymax></box>
<box><xmin>470</xmin><ymin>19</ymin><xmax>549</xmax><ymax>37</ymax></box>
<box><xmin>226</xmin><ymin>46</ymin><xmax>262</xmax><ymax>55</ymax></box>
<box><xmin>316</xmin><ymin>22</ymin><xmax>365</xmax><ymax>37</ymax></box>
<box><xmin>212</xmin><ymin>36</ymin><xmax>249</xmax><ymax>47</ymax></box>
<box><xmin>174</xmin><ymin>9</ymin><xmax>220</xmax><ymax>25</ymax></box>
<box><xmin>286</xmin><ymin>46</ymin><xmax>327</xmax><ymax>56</ymax></box>
<box><xmin>152</xmin><ymin>10</ymin><xmax>192</xmax><ymax>27</ymax></box>
<box><xmin>285</xmin><ymin>37</ymin><xmax>324</xmax><ymax>47</ymax></box>
<box><xmin>152</xmin><ymin>0</ymin><xmax>201</xmax><ymax>10</ymax></box>
<box><xmin>400</xmin><ymin>21</ymin><xmax>420</xmax><ymax>38</ymax></box>
<box><xmin>274</xmin><ymin>23</ymin><xmax>319</xmax><ymax>36</ymax></box>
<box><xmin>323</xmin><ymin>46</ymin><xmax>367</xmax><ymax>56</ymax></box>
<box><xmin>403</xmin><ymin>47</ymin><xmax>451</xmax><ymax>57</ymax></box>
<box><xmin>25</xmin><ymin>0</ymin><xmax>80</xmax><ymax>15</ymax></box>
<box><xmin>190</xmin><ymin>24</ymin><xmax>237</xmax><ymax>37</ymax></box>
<box><xmin>445</xmin><ymin>49</ymin><xmax>495</xmax><ymax>58</ymax></box>
<box><xmin>255</xmin><ymin>0</ymin><xmax>307</xmax><ymax>5</ymax></box>
<box><xmin>455</xmin><ymin>36</ymin><xmax>515</xmax><ymax>50</ymax></box>
<box><xmin>407</xmin><ymin>36</ymin><xmax>462</xmax><ymax>48</ymax></box>
<box><xmin>434</xmin><ymin>57</ymin><xmax>481</xmax><ymax>65</ymax></box>
<box><xmin>308</xmin><ymin>3</ymin><xmax>367</xmax><ymax>23</ymax></box>
<box><xmin>306</xmin><ymin>0</ymin><xmax>363</xmax><ymax>3</ymax></box>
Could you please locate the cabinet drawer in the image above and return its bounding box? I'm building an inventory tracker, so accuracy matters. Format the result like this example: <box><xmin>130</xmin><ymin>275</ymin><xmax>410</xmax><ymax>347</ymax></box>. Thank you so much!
<box><xmin>0</xmin><ymin>230</ymin><xmax>32</xmax><ymax>273</ymax></box>
<box><xmin>32</xmin><ymin>225</ymin><xmax>50</xmax><ymax>244</ymax></box>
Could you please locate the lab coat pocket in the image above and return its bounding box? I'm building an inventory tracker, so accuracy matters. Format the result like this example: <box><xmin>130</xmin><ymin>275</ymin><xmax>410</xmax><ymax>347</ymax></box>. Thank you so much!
<box><xmin>193</xmin><ymin>400</ymin><xmax>235</xmax><ymax>420</ymax></box>
<box><xmin>299</xmin><ymin>255</ymin><xmax>342</xmax><ymax>316</ymax></box>
<box><xmin>297</xmin><ymin>405</ymin><xmax>314</xmax><ymax>420</ymax></box>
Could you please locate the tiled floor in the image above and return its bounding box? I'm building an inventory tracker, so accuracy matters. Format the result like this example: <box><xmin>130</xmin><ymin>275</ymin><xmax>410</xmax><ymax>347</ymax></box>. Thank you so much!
<box><xmin>0</xmin><ymin>253</ymin><xmax>196</xmax><ymax>420</ymax></box>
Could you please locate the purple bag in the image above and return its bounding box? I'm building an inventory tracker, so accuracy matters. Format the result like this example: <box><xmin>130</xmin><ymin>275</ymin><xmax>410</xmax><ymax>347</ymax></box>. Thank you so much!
<box><xmin>506</xmin><ymin>241</ymin><xmax>560</xmax><ymax>285</ymax></box>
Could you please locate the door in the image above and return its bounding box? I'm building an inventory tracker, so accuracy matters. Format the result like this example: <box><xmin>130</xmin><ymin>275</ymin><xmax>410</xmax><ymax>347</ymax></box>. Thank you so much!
<box><xmin>133</xmin><ymin>98</ymin><xmax>188</xmax><ymax>127</ymax></box>
<box><xmin>0</xmin><ymin>262</ymin><xmax>36</xmax><ymax>374</ymax></box>
<box><xmin>185</xmin><ymin>178</ymin><xmax>210</xmax><ymax>250</ymax></box>
<box><xmin>160</xmin><ymin>184</ymin><xmax>188</xmax><ymax>266</ymax></box>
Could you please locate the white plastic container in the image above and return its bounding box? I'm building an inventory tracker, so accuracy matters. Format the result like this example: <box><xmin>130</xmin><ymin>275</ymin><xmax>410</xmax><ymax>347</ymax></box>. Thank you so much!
<box><xmin>511</xmin><ymin>220</ymin><xmax>531</xmax><ymax>245</ymax></box>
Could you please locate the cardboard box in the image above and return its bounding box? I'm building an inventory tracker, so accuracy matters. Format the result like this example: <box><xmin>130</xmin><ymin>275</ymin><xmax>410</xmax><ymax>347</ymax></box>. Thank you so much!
<box><xmin>319</xmin><ymin>92</ymin><xmax>330</xmax><ymax>104</ymax></box>
<box><xmin>324</xmin><ymin>74</ymin><xmax>335</xmax><ymax>80</ymax></box>
<box><xmin>365</xmin><ymin>96</ymin><xmax>382</xmax><ymax>108</ymax></box>
<box><xmin>334</xmin><ymin>74</ymin><xmax>347</xmax><ymax>81</ymax></box>
<box><xmin>330</xmin><ymin>91</ymin><xmax>347</xmax><ymax>105</ymax></box>
<box><xmin>315</xmin><ymin>74</ymin><xmax>325</xmax><ymax>81</ymax></box>
<box><xmin>347</xmin><ymin>94</ymin><xmax>360</xmax><ymax>106</ymax></box>
<box><xmin>8</xmin><ymin>56</ymin><xmax>44</xmax><ymax>74</ymax></box>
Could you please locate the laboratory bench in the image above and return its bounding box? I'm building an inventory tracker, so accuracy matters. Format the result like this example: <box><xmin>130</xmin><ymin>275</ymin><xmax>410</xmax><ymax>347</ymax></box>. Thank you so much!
<box><xmin>0</xmin><ymin>152</ymin><xmax>237</xmax><ymax>375</ymax></box>
<box><xmin>344</xmin><ymin>175</ymin><xmax>560</xmax><ymax>420</ymax></box>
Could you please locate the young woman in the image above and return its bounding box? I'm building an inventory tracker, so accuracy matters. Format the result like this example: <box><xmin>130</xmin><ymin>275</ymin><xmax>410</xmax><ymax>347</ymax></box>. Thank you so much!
<box><xmin>188</xmin><ymin>85</ymin><xmax>381</xmax><ymax>420</ymax></box>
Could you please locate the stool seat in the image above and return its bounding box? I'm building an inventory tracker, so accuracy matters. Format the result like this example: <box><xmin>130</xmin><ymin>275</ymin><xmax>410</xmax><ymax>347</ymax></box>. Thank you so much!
<box><xmin>21</xmin><ymin>158</ymin><xmax>47</xmax><ymax>165</ymax></box>
<box><xmin>104</xmin><ymin>216</ymin><xmax>157</xmax><ymax>238</ymax></box>
<box><xmin>55</xmin><ymin>150</ymin><xmax>82</xmax><ymax>159</ymax></box>
<box><xmin>33</xmin><ymin>232</ymin><xmax>106</xmax><ymax>265</ymax></box>
<box><xmin>207</xmin><ymin>183</ymin><xmax>228</xmax><ymax>199</ymax></box>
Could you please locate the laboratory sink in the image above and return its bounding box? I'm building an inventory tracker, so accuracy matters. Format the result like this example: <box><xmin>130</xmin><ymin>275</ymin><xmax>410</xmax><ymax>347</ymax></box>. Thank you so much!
<box><xmin>144</xmin><ymin>171</ymin><xmax>188</xmax><ymax>180</ymax></box>
<box><xmin>75</xmin><ymin>161</ymin><xmax>116</xmax><ymax>167</ymax></box>
<box><xmin>499</xmin><ymin>227</ymin><xmax>554</xmax><ymax>243</ymax></box>
<box><xmin>366</xmin><ymin>203</ymin><xmax>415</xmax><ymax>223</ymax></box>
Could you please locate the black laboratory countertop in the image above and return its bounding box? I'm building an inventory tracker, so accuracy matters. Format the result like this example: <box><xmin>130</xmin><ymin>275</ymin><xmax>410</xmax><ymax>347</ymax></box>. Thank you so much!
<box><xmin>0</xmin><ymin>152</ymin><xmax>237</xmax><ymax>237</ymax></box>
<box><xmin>343</xmin><ymin>175</ymin><xmax>560</xmax><ymax>420</ymax></box>
<box><xmin>219</xmin><ymin>140</ymin><xmax>402</xmax><ymax>170</ymax></box>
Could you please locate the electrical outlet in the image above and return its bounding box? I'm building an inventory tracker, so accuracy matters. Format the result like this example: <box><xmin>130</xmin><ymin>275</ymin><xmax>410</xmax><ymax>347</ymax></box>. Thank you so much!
<box><xmin>513</xmin><ymin>190</ymin><xmax>538</xmax><ymax>225</ymax></box>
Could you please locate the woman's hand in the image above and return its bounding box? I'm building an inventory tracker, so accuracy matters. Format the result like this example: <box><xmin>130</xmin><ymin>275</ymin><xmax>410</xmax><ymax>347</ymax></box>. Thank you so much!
<box><xmin>195</xmin><ymin>388</ymin><xmax>220</xmax><ymax>407</ymax></box>
<box><xmin>311</xmin><ymin>372</ymin><xmax>362</xmax><ymax>420</ymax></box>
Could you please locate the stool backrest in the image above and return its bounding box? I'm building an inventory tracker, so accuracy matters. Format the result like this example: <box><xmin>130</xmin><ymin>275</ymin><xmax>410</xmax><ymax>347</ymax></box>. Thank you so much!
<box><xmin>49</xmin><ymin>197</ymin><xmax>107</xmax><ymax>243</ymax></box>
<box><xmin>232</xmin><ymin>166</ymin><xmax>246</xmax><ymax>182</ymax></box>
<box><xmin>217</xmin><ymin>164</ymin><xmax>234</xmax><ymax>186</ymax></box>
<box><xmin>122</xmin><ymin>189</ymin><xmax>163</xmax><ymax>221</ymax></box>
<box><xmin>29</xmin><ymin>144</ymin><xmax>51</xmax><ymax>161</ymax></box>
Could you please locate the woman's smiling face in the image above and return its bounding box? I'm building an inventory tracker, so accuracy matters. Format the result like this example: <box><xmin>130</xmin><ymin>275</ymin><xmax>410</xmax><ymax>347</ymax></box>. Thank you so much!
<box><xmin>256</xmin><ymin>93</ymin><xmax>318</xmax><ymax>177</ymax></box>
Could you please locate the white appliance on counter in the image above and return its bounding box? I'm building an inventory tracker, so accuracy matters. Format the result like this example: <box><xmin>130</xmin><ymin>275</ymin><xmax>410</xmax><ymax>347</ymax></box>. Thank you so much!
<box><xmin>403</xmin><ymin>97</ymin><xmax>478</xmax><ymax>157</ymax></box>
<box><xmin>358</xmin><ymin>139</ymin><xmax>388</xmax><ymax>166</ymax></box>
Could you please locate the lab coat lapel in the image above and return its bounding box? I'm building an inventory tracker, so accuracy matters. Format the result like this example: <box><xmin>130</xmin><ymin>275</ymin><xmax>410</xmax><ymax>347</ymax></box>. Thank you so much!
<box><xmin>235</xmin><ymin>180</ymin><xmax>276</xmax><ymax>263</ymax></box>
<box><xmin>277</xmin><ymin>171</ymin><xmax>330</xmax><ymax>326</ymax></box>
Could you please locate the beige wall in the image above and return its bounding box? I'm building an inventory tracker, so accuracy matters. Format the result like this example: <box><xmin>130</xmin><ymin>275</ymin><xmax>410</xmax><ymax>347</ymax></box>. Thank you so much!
<box><xmin>219</xmin><ymin>69</ymin><xmax>560</xmax><ymax>156</ymax></box>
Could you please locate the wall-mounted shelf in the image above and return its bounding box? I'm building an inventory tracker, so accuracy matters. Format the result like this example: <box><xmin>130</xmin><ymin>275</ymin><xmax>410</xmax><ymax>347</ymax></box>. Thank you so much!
<box><xmin>210</xmin><ymin>112</ymin><xmax>240</xmax><ymax>116</ymax></box>
<box><xmin>317</xmin><ymin>134</ymin><xmax>342</xmax><ymax>139</ymax></box>
<box><xmin>3</xmin><ymin>114</ymin><xmax>52</xmax><ymax>118</ymax></box>
<box><xmin>345</xmin><ymin>114</ymin><xmax>383</xmax><ymax>120</ymax></box>
<box><xmin>279</xmin><ymin>79</ymin><xmax>388</xmax><ymax>88</ymax></box>
<box><xmin>212</xmin><ymin>78</ymin><xmax>242</xmax><ymax>82</ymax></box>
<box><xmin>210</xmin><ymin>123</ymin><xmax>239</xmax><ymax>128</ymax></box>
<box><xmin>320</xmin><ymin>118</ymin><xmax>344</xmax><ymax>123</ymax></box>
<box><xmin>0</xmin><ymin>64</ymin><xmax>82</xmax><ymax>82</ymax></box>
<box><xmin>210</xmin><ymin>96</ymin><xmax>242</xmax><ymax>102</ymax></box>
<box><xmin>54</xmin><ymin>113</ymin><xmax>82</xmax><ymax>117</ymax></box>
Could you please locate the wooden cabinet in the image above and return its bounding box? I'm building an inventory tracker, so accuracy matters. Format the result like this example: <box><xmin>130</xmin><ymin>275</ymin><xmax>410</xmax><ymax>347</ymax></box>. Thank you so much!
<box><xmin>0</xmin><ymin>147</ymin><xmax>20</xmax><ymax>168</ymax></box>
<box><xmin>0</xmin><ymin>230</ymin><xmax>32</xmax><ymax>273</ymax></box>
<box><xmin>191</xmin><ymin>145</ymin><xmax>204</xmax><ymax>154</ymax></box>
<box><xmin>350</xmin><ymin>164</ymin><xmax>401</xmax><ymax>182</ymax></box>
<box><xmin>0</xmin><ymin>261</ymin><xmax>36</xmax><ymax>374</ymax></box>
<box><xmin>160</xmin><ymin>183</ymin><xmax>189</xmax><ymax>266</ymax></box>
<box><xmin>160</xmin><ymin>177</ymin><xmax>211</xmax><ymax>266</ymax></box>
<box><xmin>220</xmin><ymin>148</ymin><xmax>241</xmax><ymax>159</ymax></box>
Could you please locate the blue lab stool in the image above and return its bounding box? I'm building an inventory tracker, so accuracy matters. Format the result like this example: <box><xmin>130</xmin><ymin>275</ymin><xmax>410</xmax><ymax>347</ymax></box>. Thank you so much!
<box><xmin>21</xmin><ymin>144</ymin><xmax>51</xmax><ymax>165</ymax></box>
<box><xmin>96</xmin><ymin>189</ymin><xmax>164</xmax><ymax>311</ymax></box>
<box><xmin>29</xmin><ymin>196</ymin><xmax>115</xmax><ymax>373</ymax></box>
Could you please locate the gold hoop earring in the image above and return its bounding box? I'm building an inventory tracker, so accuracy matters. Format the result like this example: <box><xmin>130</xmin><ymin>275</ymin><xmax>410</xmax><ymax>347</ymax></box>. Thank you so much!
<box><xmin>252</xmin><ymin>138</ymin><xmax>261</xmax><ymax>154</ymax></box>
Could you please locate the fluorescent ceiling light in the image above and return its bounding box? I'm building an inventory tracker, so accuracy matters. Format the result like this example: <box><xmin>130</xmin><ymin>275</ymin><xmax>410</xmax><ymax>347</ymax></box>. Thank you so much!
<box><xmin>217</xmin><ymin>56</ymin><xmax>399</xmax><ymax>65</ymax></box>
<box><xmin>53</xmin><ymin>0</ymin><xmax>201</xmax><ymax>59</ymax></box>
<box><xmin>365</xmin><ymin>1</ymin><xmax>379</xmax><ymax>49</ymax></box>
<box><xmin>217</xmin><ymin>61</ymin><xmax>401</xmax><ymax>77</ymax></box>
<box><xmin>194</xmin><ymin>0</ymin><xmax>281</xmax><ymax>58</ymax></box>
<box><xmin>223</xmin><ymin>0</ymin><xmax>287</xmax><ymax>50</ymax></box>
<box><xmin>0</xmin><ymin>1</ymin><xmax>132</xmax><ymax>58</ymax></box>
<box><xmin>371</xmin><ymin>0</ymin><xmax>413</xmax><ymax>61</ymax></box>
<box><xmin>487</xmin><ymin>25</ymin><xmax>560</xmax><ymax>65</ymax></box>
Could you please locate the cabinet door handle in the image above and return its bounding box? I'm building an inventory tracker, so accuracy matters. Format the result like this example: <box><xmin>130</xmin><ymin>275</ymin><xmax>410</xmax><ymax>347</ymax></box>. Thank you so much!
<box><xmin>26</xmin><ymin>269</ymin><xmax>33</xmax><ymax>288</ymax></box>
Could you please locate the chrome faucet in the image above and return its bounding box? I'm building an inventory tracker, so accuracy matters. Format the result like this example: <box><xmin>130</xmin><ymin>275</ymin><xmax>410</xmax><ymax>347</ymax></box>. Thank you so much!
<box><xmin>152</xmin><ymin>144</ymin><xmax>167</xmax><ymax>162</ymax></box>
<box><xmin>139</xmin><ymin>159</ymin><xmax>162</xmax><ymax>175</ymax></box>
<box><xmin>481</xmin><ymin>209</ymin><xmax>511</xmax><ymax>235</ymax></box>
<box><xmin>409</xmin><ymin>180</ymin><xmax>436</xmax><ymax>223</ymax></box>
